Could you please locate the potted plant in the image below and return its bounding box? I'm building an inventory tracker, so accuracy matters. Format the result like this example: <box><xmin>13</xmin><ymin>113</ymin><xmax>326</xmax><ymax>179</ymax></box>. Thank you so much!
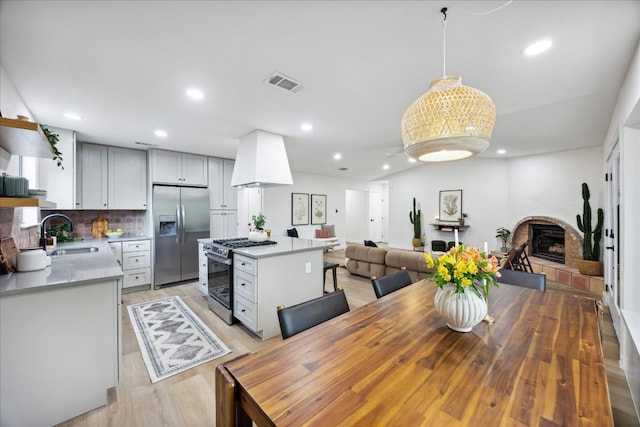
<box><xmin>576</xmin><ymin>182</ymin><xmax>604</xmax><ymax>276</ymax></box>
<box><xmin>249</xmin><ymin>213</ymin><xmax>268</xmax><ymax>242</ymax></box>
<box><xmin>409</xmin><ymin>197</ymin><xmax>422</xmax><ymax>248</ymax></box>
<box><xmin>41</xmin><ymin>125</ymin><xmax>64</xmax><ymax>169</ymax></box>
<box><xmin>495</xmin><ymin>227</ymin><xmax>511</xmax><ymax>252</ymax></box>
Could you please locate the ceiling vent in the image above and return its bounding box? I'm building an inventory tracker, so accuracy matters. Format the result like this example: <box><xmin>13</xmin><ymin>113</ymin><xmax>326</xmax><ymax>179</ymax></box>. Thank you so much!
<box><xmin>264</xmin><ymin>72</ymin><xmax>305</xmax><ymax>93</ymax></box>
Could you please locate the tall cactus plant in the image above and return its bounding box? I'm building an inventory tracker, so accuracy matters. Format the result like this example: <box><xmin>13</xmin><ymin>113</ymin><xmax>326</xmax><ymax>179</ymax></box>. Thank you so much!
<box><xmin>409</xmin><ymin>197</ymin><xmax>422</xmax><ymax>241</ymax></box>
<box><xmin>576</xmin><ymin>182</ymin><xmax>604</xmax><ymax>261</ymax></box>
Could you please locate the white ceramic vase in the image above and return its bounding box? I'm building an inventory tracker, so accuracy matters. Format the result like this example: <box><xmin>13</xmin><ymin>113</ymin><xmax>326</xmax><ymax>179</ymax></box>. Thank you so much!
<box><xmin>434</xmin><ymin>283</ymin><xmax>487</xmax><ymax>332</ymax></box>
<box><xmin>248</xmin><ymin>229</ymin><xmax>268</xmax><ymax>242</ymax></box>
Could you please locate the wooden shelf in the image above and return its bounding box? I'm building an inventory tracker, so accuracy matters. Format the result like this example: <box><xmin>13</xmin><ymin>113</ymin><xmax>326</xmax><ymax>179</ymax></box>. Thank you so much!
<box><xmin>0</xmin><ymin>117</ymin><xmax>53</xmax><ymax>158</ymax></box>
<box><xmin>0</xmin><ymin>197</ymin><xmax>57</xmax><ymax>208</ymax></box>
<box><xmin>430</xmin><ymin>223</ymin><xmax>469</xmax><ymax>232</ymax></box>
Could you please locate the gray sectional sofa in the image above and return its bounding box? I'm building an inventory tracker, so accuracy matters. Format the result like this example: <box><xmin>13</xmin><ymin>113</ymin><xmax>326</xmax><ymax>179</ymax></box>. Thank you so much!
<box><xmin>345</xmin><ymin>244</ymin><xmax>432</xmax><ymax>282</ymax></box>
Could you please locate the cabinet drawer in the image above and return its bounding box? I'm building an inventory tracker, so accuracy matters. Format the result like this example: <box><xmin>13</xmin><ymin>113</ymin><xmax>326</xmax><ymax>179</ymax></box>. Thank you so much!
<box><xmin>122</xmin><ymin>251</ymin><xmax>150</xmax><ymax>270</ymax></box>
<box><xmin>122</xmin><ymin>240</ymin><xmax>150</xmax><ymax>252</ymax></box>
<box><xmin>234</xmin><ymin>255</ymin><xmax>256</xmax><ymax>276</ymax></box>
<box><xmin>123</xmin><ymin>268</ymin><xmax>151</xmax><ymax>288</ymax></box>
<box><xmin>234</xmin><ymin>295</ymin><xmax>257</xmax><ymax>331</ymax></box>
<box><xmin>234</xmin><ymin>270</ymin><xmax>256</xmax><ymax>303</ymax></box>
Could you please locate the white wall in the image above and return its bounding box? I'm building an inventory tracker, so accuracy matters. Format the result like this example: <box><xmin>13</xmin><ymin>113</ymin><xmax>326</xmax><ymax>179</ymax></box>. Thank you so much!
<box><xmin>0</xmin><ymin>65</ymin><xmax>32</xmax><ymax>173</ymax></box>
<box><xmin>507</xmin><ymin>147</ymin><xmax>603</xmax><ymax>228</ymax></box>
<box><xmin>385</xmin><ymin>158</ymin><xmax>509</xmax><ymax>251</ymax></box>
<box><xmin>262</xmin><ymin>172</ymin><xmax>370</xmax><ymax>246</ymax></box>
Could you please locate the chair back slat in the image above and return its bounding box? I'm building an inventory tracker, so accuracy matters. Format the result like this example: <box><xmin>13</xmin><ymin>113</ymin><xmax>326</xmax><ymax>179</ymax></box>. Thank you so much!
<box><xmin>497</xmin><ymin>268</ymin><xmax>546</xmax><ymax>291</ymax></box>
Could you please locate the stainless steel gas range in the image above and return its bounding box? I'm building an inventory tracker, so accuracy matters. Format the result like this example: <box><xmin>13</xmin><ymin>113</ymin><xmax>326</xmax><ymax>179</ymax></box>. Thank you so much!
<box><xmin>204</xmin><ymin>238</ymin><xmax>277</xmax><ymax>324</ymax></box>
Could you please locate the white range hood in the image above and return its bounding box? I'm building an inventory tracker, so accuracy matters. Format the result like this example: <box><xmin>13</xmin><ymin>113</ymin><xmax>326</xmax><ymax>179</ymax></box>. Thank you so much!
<box><xmin>230</xmin><ymin>130</ymin><xmax>293</xmax><ymax>188</ymax></box>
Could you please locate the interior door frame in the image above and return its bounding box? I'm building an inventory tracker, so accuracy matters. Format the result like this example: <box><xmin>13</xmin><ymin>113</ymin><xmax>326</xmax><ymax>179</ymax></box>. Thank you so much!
<box><xmin>604</xmin><ymin>140</ymin><xmax>621</xmax><ymax>335</ymax></box>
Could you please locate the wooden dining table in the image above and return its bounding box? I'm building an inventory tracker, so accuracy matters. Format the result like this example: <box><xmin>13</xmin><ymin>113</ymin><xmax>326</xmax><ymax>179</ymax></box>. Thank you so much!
<box><xmin>216</xmin><ymin>281</ymin><xmax>612</xmax><ymax>426</ymax></box>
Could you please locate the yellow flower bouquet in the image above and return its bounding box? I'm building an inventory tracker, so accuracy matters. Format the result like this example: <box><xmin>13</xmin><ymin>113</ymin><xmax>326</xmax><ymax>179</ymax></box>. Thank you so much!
<box><xmin>424</xmin><ymin>244</ymin><xmax>501</xmax><ymax>299</ymax></box>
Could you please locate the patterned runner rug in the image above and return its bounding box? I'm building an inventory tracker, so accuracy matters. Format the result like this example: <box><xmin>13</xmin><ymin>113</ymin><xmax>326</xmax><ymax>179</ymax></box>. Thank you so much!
<box><xmin>128</xmin><ymin>296</ymin><xmax>231</xmax><ymax>383</ymax></box>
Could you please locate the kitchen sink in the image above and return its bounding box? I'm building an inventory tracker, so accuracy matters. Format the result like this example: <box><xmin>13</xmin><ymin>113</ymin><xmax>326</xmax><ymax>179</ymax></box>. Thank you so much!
<box><xmin>50</xmin><ymin>246</ymin><xmax>99</xmax><ymax>256</ymax></box>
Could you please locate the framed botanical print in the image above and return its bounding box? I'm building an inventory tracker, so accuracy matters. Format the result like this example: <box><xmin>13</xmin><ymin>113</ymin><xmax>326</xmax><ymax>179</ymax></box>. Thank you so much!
<box><xmin>439</xmin><ymin>190</ymin><xmax>462</xmax><ymax>222</ymax></box>
<box><xmin>311</xmin><ymin>194</ymin><xmax>327</xmax><ymax>225</ymax></box>
<box><xmin>291</xmin><ymin>193</ymin><xmax>309</xmax><ymax>225</ymax></box>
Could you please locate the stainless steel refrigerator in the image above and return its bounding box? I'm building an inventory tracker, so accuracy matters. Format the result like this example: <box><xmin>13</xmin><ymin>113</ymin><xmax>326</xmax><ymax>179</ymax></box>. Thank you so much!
<box><xmin>153</xmin><ymin>185</ymin><xmax>210</xmax><ymax>288</ymax></box>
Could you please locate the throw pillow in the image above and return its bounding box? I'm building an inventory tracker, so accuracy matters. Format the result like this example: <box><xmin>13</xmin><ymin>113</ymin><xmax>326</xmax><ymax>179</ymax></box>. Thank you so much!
<box><xmin>287</xmin><ymin>228</ymin><xmax>299</xmax><ymax>238</ymax></box>
<box><xmin>316</xmin><ymin>229</ymin><xmax>331</xmax><ymax>238</ymax></box>
<box><xmin>320</xmin><ymin>224</ymin><xmax>335</xmax><ymax>237</ymax></box>
<box><xmin>364</xmin><ymin>240</ymin><xmax>378</xmax><ymax>248</ymax></box>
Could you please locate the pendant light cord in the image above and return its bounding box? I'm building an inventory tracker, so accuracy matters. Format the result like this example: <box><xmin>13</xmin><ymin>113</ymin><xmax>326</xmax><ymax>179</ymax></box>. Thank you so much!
<box><xmin>441</xmin><ymin>7</ymin><xmax>447</xmax><ymax>78</ymax></box>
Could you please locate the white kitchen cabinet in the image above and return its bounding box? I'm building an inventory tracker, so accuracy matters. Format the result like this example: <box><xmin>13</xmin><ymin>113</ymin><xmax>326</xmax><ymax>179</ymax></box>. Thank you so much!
<box><xmin>208</xmin><ymin>157</ymin><xmax>237</xmax><ymax>209</ymax></box>
<box><xmin>233</xmin><ymin>250</ymin><xmax>323</xmax><ymax>340</ymax></box>
<box><xmin>77</xmin><ymin>142</ymin><xmax>108</xmax><ymax>209</ymax></box>
<box><xmin>109</xmin><ymin>239</ymin><xmax>151</xmax><ymax>291</ymax></box>
<box><xmin>38</xmin><ymin>126</ymin><xmax>76</xmax><ymax>209</ymax></box>
<box><xmin>108</xmin><ymin>147</ymin><xmax>147</xmax><ymax>209</ymax></box>
<box><xmin>211</xmin><ymin>210</ymin><xmax>238</xmax><ymax>238</ymax></box>
<box><xmin>77</xmin><ymin>143</ymin><xmax>147</xmax><ymax>210</ymax></box>
<box><xmin>150</xmin><ymin>149</ymin><xmax>208</xmax><ymax>186</ymax></box>
<box><xmin>0</xmin><ymin>279</ymin><xmax>120</xmax><ymax>426</ymax></box>
<box><xmin>199</xmin><ymin>242</ymin><xmax>208</xmax><ymax>296</ymax></box>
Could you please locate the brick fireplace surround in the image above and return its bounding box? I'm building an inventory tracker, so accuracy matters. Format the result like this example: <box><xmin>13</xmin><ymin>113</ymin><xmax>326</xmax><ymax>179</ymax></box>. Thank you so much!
<box><xmin>511</xmin><ymin>216</ymin><xmax>604</xmax><ymax>297</ymax></box>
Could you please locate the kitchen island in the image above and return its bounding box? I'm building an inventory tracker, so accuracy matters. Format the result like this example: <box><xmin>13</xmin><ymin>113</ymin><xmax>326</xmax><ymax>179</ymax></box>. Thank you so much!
<box><xmin>231</xmin><ymin>236</ymin><xmax>332</xmax><ymax>340</ymax></box>
<box><xmin>0</xmin><ymin>239</ymin><xmax>123</xmax><ymax>426</ymax></box>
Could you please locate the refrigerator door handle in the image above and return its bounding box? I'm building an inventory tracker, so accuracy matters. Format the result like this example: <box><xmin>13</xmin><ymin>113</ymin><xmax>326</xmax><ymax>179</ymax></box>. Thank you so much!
<box><xmin>176</xmin><ymin>204</ymin><xmax>181</xmax><ymax>245</ymax></box>
<box><xmin>181</xmin><ymin>205</ymin><xmax>186</xmax><ymax>245</ymax></box>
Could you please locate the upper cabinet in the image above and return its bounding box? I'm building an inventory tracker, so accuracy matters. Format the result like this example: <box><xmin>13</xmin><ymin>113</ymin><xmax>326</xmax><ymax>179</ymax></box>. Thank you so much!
<box><xmin>108</xmin><ymin>147</ymin><xmax>147</xmax><ymax>209</ymax></box>
<box><xmin>77</xmin><ymin>143</ymin><xmax>147</xmax><ymax>210</ymax></box>
<box><xmin>150</xmin><ymin>149</ymin><xmax>207</xmax><ymax>186</ymax></box>
<box><xmin>208</xmin><ymin>157</ymin><xmax>237</xmax><ymax>209</ymax></box>
<box><xmin>0</xmin><ymin>117</ymin><xmax>53</xmax><ymax>158</ymax></box>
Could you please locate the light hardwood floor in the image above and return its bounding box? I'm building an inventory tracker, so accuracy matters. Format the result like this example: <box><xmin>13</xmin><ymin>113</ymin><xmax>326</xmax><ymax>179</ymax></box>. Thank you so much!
<box><xmin>59</xmin><ymin>250</ymin><xmax>639</xmax><ymax>427</ymax></box>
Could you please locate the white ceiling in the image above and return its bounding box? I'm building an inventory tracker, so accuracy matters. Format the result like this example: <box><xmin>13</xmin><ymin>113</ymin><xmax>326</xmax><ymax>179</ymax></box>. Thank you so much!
<box><xmin>1</xmin><ymin>1</ymin><xmax>639</xmax><ymax>182</ymax></box>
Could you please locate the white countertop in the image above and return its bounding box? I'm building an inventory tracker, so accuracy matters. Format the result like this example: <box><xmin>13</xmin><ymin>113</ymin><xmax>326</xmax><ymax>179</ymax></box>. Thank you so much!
<box><xmin>230</xmin><ymin>236</ymin><xmax>333</xmax><ymax>258</ymax></box>
<box><xmin>0</xmin><ymin>239</ymin><xmax>123</xmax><ymax>296</ymax></box>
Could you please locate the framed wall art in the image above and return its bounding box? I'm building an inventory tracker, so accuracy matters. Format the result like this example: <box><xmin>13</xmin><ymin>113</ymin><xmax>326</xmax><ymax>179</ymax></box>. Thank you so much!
<box><xmin>291</xmin><ymin>193</ymin><xmax>309</xmax><ymax>225</ymax></box>
<box><xmin>439</xmin><ymin>190</ymin><xmax>463</xmax><ymax>222</ymax></box>
<box><xmin>311</xmin><ymin>194</ymin><xmax>327</xmax><ymax>225</ymax></box>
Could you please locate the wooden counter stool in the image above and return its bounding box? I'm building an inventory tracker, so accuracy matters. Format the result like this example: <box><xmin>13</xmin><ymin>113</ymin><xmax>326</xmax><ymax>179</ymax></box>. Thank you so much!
<box><xmin>323</xmin><ymin>262</ymin><xmax>339</xmax><ymax>293</ymax></box>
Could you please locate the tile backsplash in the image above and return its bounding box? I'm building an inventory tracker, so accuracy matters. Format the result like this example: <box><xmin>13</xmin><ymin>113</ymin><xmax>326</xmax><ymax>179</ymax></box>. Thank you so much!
<box><xmin>0</xmin><ymin>208</ymin><xmax>148</xmax><ymax>249</ymax></box>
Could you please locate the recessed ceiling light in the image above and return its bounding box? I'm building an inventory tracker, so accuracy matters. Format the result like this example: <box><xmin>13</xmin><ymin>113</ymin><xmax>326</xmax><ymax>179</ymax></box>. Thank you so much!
<box><xmin>383</xmin><ymin>164</ymin><xmax>390</xmax><ymax>170</ymax></box>
<box><xmin>64</xmin><ymin>113</ymin><xmax>81</xmax><ymax>120</ymax></box>
<box><xmin>301</xmin><ymin>123</ymin><xmax>313</xmax><ymax>132</ymax></box>
<box><xmin>333</xmin><ymin>153</ymin><xmax>342</xmax><ymax>160</ymax></box>
<box><xmin>524</xmin><ymin>40</ymin><xmax>552</xmax><ymax>56</ymax></box>
<box><xmin>154</xmin><ymin>129</ymin><xmax>168</xmax><ymax>138</ymax></box>
<box><xmin>186</xmin><ymin>88</ymin><xmax>204</xmax><ymax>100</ymax></box>
<box><xmin>497</xmin><ymin>149</ymin><xmax>507</xmax><ymax>155</ymax></box>
<box><xmin>408</xmin><ymin>157</ymin><xmax>417</xmax><ymax>163</ymax></box>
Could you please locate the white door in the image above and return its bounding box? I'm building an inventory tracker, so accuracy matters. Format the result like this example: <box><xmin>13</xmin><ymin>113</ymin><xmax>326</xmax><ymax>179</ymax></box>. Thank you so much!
<box><xmin>369</xmin><ymin>191</ymin><xmax>384</xmax><ymax>242</ymax></box>
<box><xmin>345</xmin><ymin>189</ymin><xmax>368</xmax><ymax>243</ymax></box>
<box><xmin>604</xmin><ymin>142</ymin><xmax>621</xmax><ymax>335</ymax></box>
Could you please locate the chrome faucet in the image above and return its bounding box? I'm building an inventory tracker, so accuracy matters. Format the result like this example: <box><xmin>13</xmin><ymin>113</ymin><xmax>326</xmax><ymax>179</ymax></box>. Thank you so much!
<box><xmin>40</xmin><ymin>213</ymin><xmax>73</xmax><ymax>251</ymax></box>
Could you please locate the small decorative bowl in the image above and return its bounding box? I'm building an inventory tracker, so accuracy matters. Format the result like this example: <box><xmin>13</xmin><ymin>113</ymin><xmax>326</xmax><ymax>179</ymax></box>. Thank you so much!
<box><xmin>105</xmin><ymin>232</ymin><xmax>124</xmax><ymax>239</ymax></box>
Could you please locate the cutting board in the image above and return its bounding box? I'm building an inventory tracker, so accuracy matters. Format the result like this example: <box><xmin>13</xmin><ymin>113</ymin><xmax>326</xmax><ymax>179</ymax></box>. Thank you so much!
<box><xmin>92</xmin><ymin>212</ymin><xmax>108</xmax><ymax>238</ymax></box>
<box><xmin>1</xmin><ymin>237</ymin><xmax>20</xmax><ymax>273</ymax></box>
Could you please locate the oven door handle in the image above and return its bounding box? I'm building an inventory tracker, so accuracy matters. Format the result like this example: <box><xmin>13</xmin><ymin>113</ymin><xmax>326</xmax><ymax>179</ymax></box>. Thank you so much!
<box><xmin>206</xmin><ymin>252</ymin><xmax>233</xmax><ymax>265</ymax></box>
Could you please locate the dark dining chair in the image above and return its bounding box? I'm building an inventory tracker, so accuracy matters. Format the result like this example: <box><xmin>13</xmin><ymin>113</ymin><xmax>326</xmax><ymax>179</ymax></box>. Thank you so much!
<box><xmin>371</xmin><ymin>269</ymin><xmax>413</xmax><ymax>299</ymax></box>
<box><xmin>497</xmin><ymin>268</ymin><xmax>546</xmax><ymax>291</ymax></box>
<box><xmin>277</xmin><ymin>289</ymin><xmax>350</xmax><ymax>339</ymax></box>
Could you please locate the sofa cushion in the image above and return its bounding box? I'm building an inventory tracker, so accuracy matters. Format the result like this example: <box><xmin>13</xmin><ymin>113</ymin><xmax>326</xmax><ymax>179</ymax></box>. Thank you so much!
<box><xmin>364</xmin><ymin>240</ymin><xmax>378</xmax><ymax>247</ymax></box>
<box><xmin>316</xmin><ymin>229</ymin><xmax>331</xmax><ymax>238</ymax></box>
<box><xmin>385</xmin><ymin>249</ymin><xmax>431</xmax><ymax>282</ymax></box>
<box><xmin>321</xmin><ymin>224</ymin><xmax>335</xmax><ymax>237</ymax></box>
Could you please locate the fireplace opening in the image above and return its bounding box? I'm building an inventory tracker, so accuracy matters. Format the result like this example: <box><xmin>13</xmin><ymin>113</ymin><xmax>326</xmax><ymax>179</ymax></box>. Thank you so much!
<box><xmin>531</xmin><ymin>224</ymin><xmax>565</xmax><ymax>264</ymax></box>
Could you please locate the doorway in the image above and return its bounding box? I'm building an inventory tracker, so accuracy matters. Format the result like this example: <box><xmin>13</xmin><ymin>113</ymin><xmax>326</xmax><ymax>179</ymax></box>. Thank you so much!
<box><xmin>604</xmin><ymin>141</ymin><xmax>621</xmax><ymax>336</ymax></box>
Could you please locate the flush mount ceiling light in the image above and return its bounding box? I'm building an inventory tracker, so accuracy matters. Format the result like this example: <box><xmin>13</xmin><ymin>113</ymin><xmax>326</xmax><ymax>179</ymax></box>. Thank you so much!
<box><xmin>401</xmin><ymin>7</ymin><xmax>496</xmax><ymax>162</ymax></box>
<box><xmin>524</xmin><ymin>39</ymin><xmax>552</xmax><ymax>56</ymax></box>
<box><xmin>186</xmin><ymin>88</ymin><xmax>204</xmax><ymax>100</ymax></box>
<box><xmin>154</xmin><ymin>129</ymin><xmax>168</xmax><ymax>138</ymax></box>
<box><xmin>301</xmin><ymin>123</ymin><xmax>313</xmax><ymax>132</ymax></box>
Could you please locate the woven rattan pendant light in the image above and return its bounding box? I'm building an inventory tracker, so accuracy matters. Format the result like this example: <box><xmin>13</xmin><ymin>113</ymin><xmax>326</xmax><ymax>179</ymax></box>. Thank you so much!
<box><xmin>401</xmin><ymin>7</ymin><xmax>496</xmax><ymax>162</ymax></box>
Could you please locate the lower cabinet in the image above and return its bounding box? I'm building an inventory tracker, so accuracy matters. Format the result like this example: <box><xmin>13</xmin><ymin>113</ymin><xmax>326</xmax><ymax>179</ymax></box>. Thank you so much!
<box><xmin>0</xmin><ymin>279</ymin><xmax>121</xmax><ymax>426</ymax></box>
<box><xmin>109</xmin><ymin>239</ymin><xmax>151</xmax><ymax>291</ymax></box>
<box><xmin>233</xmin><ymin>251</ymin><xmax>323</xmax><ymax>340</ymax></box>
